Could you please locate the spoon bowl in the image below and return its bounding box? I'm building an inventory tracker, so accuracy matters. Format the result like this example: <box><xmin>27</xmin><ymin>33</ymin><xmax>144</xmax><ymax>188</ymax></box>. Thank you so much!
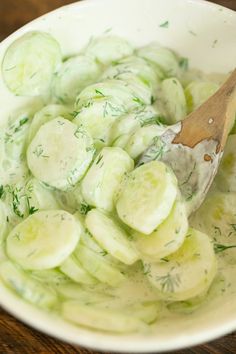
<box><xmin>139</xmin><ymin>69</ymin><xmax>236</xmax><ymax>214</ymax></box>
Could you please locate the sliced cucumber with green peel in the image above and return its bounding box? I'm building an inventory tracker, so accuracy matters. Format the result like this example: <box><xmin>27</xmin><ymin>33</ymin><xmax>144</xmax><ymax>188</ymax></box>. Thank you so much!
<box><xmin>27</xmin><ymin>104</ymin><xmax>72</xmax><ymax>145</ymax></box>
<box><xmin>144</xmin><ymin>228</ymin><xmax>217</xmax><ymax>301</ymax></box>
<box><xmin>124</xmin><ymin>124</ymin><xmax>166</xmax><ymax>159</ymax></box>
<box><xmin>73</xmin><ymin>96</ymin><xmax>128</xmax><ymax>144</ymax></box>
<box><xmin>134</xmin><ymin>200</ymin><xmax>188</xmax><ymax>261</ymax></box>
<box><xmin>75</xmin><ymin>80</ymin><xmax>143</xmax><ymax>111</ymax></box>
<box><xmin>25</xmin><ymin>178</ymin><xmax>59</xmax><ymax>212</ymax></box>
<box><xmin>102</xmin><ymin>56</ymin><xmax>161</xmax><ymax>94</ymax></box>
<box><xmin>56</xmin><ymin>283</ymin><xmax>114</xmax><ymax>304</ymax></box>
<box><xmin>53</xmin><ymin>55</ymin><xmax>101</xmax><ymax>104</ymax></box>
<box><xmin>160</xmin><ymin>78</ymin><xmax>187</xmax><ymax>124</ymax></box>
<box><xmin>0</xmin><ymin>261</ymin><xmax>57</xmax><ymax>308</ymax></box>
<box><xmin>4</xmin><ymin>112</ymin><xmax>31</xmax><ymax>161</ymax></box>
<box><xmin>86</xmin><ymin>209</ymin><xmax>139</xmax><ymax>265</ymax></box>
<box><xmin>74</xmin><ymin>244</ymin><xmax>125</xmax><ymax>287</ymax></box>
<box><xmin>112</xmin><ymin>134</ymin><xmax>131</xmax><ymax>149</ymax></box>
<box><xmin>137</xmin><ymin>43</ymin><xmax>179</xmax><ymax>77</ymax></box>
<box><xmin>62</xmin><ymin>301</ymin><xmax>147</xmax><ymax>333</ymax></box>
<box><xmin>60</xmin><ymin>255</ymin><xmax>97</xmax><ymax>285</ymax></box>
<box><xmin>115</xmin><ymin>301</ymin><xmax>161</xmax><ymax>324</ymax></box>
<box><xmin>191</xmin><ymin>191</ymin><xmax>236</xmax><ymax>250</ymax></box>
<box><xmin>185</xmin><ymin>80</ymin><xmax>219</xmax><ymax>113</ymax></box>
<box><xmin>110</xmin><ymin>105</ymin><xmax>163</xmax><ymax>144</ymax></box>
<box><xmin>85</xmin><ymin>35</ymin><xmax>133</xmax><ymax>66</ymax></box>
<box><xmin>2</xmin><ymin>31</ymin><xmax>61</xmax><ymax>96</ymax></box>
<box><xmin>81</xmin><ymin>147</ymin><xmax>134</xmax><ymax>211</ymax></box>
<box><xmin>6</xmin><ymin>210</ymin><xmax>81</xmax><ymax>270</ymax></box>
<box><xmin>31</xmin><ymin>268</ymin><xmax>69</xmax><ymax>286</ymax></box>
<box><xmin>116</xmin><ymin>161</ymin><xmax>178</xmax><ymax>234</ymax></box>
<box><xmin>27</xmin><ymin>117</ymin><xmax>95</xmax><ymax>190</ymax></box>
<box><xmin>0</xmin><ymin>201</ymin><xmax>8</xmax><ymax>245</ymax></box>
<box><xmin>215</xmin><ymin>135</ymin><xmax>236</xmax><ymax>192</ymax></box>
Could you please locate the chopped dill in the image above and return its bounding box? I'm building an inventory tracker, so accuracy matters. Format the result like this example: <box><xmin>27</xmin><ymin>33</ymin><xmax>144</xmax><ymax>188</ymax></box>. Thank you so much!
<box><xmin>95</xmin><ymin>89</ymin><xmax>105</xmax><ymax>97</ymax></box>
<box><xmin>214</xmin><ymin>243</ymin><xmax>236</xmax><ymax>254</ymax></box>
<box><xmin>143</xmin><ymin>263</ymin><xmax>151</xmax><ymax>276</ymax></box>
<box><xmin>181</xmin><ymin>162</ymin><xmax>196</xmax><ymax>186</ymax></box>
<box><xmin>80</xmin><ymin>203</ymin><xmax>92</xmax><ymax>215</ymax></box>
<box><xmin>33</xmin><ymin>144</ymin><xmax>49</xmax><ymax>158</ymax></box>
<box><xmin>28</xmin><ymin>205</ymin><xmax>39</xmax><ymax>215</ymax></box>
<box><xmin>0</xmin><ymin>185</ymin><xmax>4</xmax><ymax>199</ymax></box>
<box><xmin>96</xmin><ymin>154</ymin><xmax>103</xmax><ymax>165</ymax></box>
<box><xmin>133</xmin><ymin>97</ymin><xmax>145</xmax><ymax>106</ymax></box>
<box><xmin>230</xmin><ymin>224</ymin><xmax>236</xmax><ymax>232</ymax></box>
<box><xmin>159</xmin><ymin>21</ymin><xmax>169</xmax><ymax>28</ymax></box>
<box><xmin>100</xmin><ymin>250</ymin><xmax>108</xmax><ymax>257</ymax></box>
<box><xmin>179</xmin><ymin>57</ymin><xmax>189</xmax><ymax>71</ymax></box>
<box><xmin>155</xmin><ymin>272</ymin><xmax>181</xmax><ymax>293</ymax></box>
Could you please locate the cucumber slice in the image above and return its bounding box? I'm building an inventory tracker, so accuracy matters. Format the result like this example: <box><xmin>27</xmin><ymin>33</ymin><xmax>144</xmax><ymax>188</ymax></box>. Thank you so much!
<box><xmin>137</xmin><ymin>43</ymin><xmax>179</xmax><ymax>77</ymax></box>
<box><xmin>85</xmin><ymin>209</ymin><xmax>139</xmax><ymax>265</ymax></box>
<box><xmin>0</xmin><ymin>201</ymin><xmax>8</xmax><ymax>245</ymax></box>
<box><xmin>185</xmin><ymin>81</ymin><xmax>219</xmax><ymax>113</ymax></box>
<box><xmin>110</xmin><ymin>105</ymin><xmax>164</xmax><ymax>144</ymax></box>
<box><xmin>134</xmin><ymin>200</ymin><xmax>188</xmax><ymax>261</ymax></box>
<box><xmin>190</xmin><ymin>191</ymin><xmax>236</xmax><ymax>254</ymax></box>
<box><xmin>116</xmin><ymin>301</ymin><xmax>161</xmax><ymax>324</ymax></box>
<box><xmin>75</xmin><ymin>80</ymin><xmax>143</xmax><ymax>111</ymax></box>
<box><xmin>4</xmin><ymin>112</ymin><xmax>31</xmax><ymax>161</ymax></box>
<box><xmin>0</xmin><ymin>178</ymin><xmax>59</xmax><ymax>224</ymax></box>
<box><xmin>74</xmin><ymin>212</ymin><xmax>104</xmax><ymax>253</ymax></box>
<box><xmin>53</xmin><ymin>55</ymin><xmax>101</xmax><ymax>104</ymax></box>
<box><xmin>124</xmin><ymin>124</ymin><xmax>166</xmax><ymax>159</ymax></box>
<box><xmin>74</xmin><ymin>213</ymin><xmax>123</xmax><ymax>268</ymax></box>
<box><xmin>85</xmin><ymin>35</ymin><xmax>133</xmax><ymax>66</ymax></box>
<box><xmin>60</xmin><ymin>255</ymin><xmax>97</xmax><ymax>285</ymax></box>
<box><xmin>62</xmin><ymin>301</ymin><xmax>146</xmax><ymax>333</ymax></box>
<box><xmin>81</xmin><ymin>147</ymin><xmax>134</xmax><ymax>211</ymax></box>
<box><xmin>73</xmin><ymin>96</ymin><xmax>127</xmax><ymax>144</ymax></box>
<box><xmin>31</xmin><ymin>269</ymin><xmax>69</xmax><ymax>286</ymax></box>
<box><xmin>0</xmin><ymin>261</ymin><xmax>57</xmax><ymax>308</ymax></box>
<box><xmin>112</xmin><ymin>134</ymin><xmax>131</xmax><ymax>149</ymax></box>
<box><xmin>55</xmin><ymin>184</ymin><xmax>84</xmax><ymax>214</ymax></box>
<box><xmin>231</xmin><ymin>118</ymin><xmax>236</xmax><ymax>134</ymax></box>
<box><xmin>27</xmin><ymin>104</ymin><xmax>72</xmax><ymax>145</ymax></box>
<box><xmin>2</xmin><ymin>31</ymin><xmax>61</xmax><ymax>96</ymax></box>
<box><xmin>6</xmin><ymin>210</ymin><xmax>81</xmax><ymax>270</ymax></box>
<box><xmin>102</xmin><ymin>56</ymin><xmax>161</xmax><ymax>94</ymax></box>
<box><xmin>56</xmin><ymin>283</ymin><xmax>113</xmax><ymax>304</ymax></box>
<box><xmin>116</xmin><ymin>161</ymin><xmax>178</xmax><ymax>234</ymax></box>
<box><xmin>25</xmin><ymin>178</ymin><xmax>59</xmax><ymax>212</ymax></box>
<box><xmin>1</xmin><ymin>181</ymin><xmax>30</xmax><ymax>225</ymax></box>
<box><xmin>215</xmin><ymin>135</ymin><xmax>236</xmax><ymax>192</ymax></box>
<box><xmin>27</xmin><ymin>117</ymin><xmax>95</xmax><ymax>190</ymax></box>
<box><xmin>167</xmin><ymin>273</ymin><xmax>226</xmax><ymax>315</ymax></box>
<box><xmin>160</xmin><ymin>78</ymin><xmax>187</xmax><ymax>124</ymax></box>
<box><xmin>74</xmin><ymin>244</ymin><xmax>125</xmax><ymax>286</ymax></box>
<box><xmin>144</xmin><ymin>228</ymin><xmax>217</xmax><ymax>301</ymax></box>
<box><xmin>125</xmin><ymin>76</ymin><xmax>153</xmax><ymax>106</ymax></box>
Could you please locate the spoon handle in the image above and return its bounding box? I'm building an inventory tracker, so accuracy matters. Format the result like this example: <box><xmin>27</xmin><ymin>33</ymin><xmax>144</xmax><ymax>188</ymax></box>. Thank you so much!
<box><xmin>173</xmin><ymin>68</ymin><xmax>236</xmax><ymax>151</ymax></box>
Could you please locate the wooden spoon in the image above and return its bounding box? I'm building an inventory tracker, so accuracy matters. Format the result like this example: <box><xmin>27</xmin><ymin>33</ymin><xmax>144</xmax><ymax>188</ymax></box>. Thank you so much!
<box><xmin>138</xmin><ymin>69</ymin><xmax>236</xmax><ymax>215</ymax></box>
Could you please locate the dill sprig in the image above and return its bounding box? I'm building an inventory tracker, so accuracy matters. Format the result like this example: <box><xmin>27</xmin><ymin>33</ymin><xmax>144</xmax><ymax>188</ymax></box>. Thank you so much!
<box><xmin>0</xmin><ymin>185</ymin><xmax>4</xmax><ymax>199</ymax></box>
<box><xmin>214</xmin><ymin>243</ymin><xmax>236</xmax><ymax>254</ymax></box>
<box><xmin>79</xmin><ymin>202</ymin><xmax>92</xmax><ymax>215</ymax></box>
<box><xmin>155</xmin><ymin>272</ymin><xmax>181</xmax><ymax>293</ymax></box>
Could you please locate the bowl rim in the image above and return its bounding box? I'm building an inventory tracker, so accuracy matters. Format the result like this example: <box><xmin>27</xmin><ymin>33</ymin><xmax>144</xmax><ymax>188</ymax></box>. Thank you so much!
<box><xmin>0</xmin><ymin>0</ymin><xmax>236</xmax><ymax>352</ymax></box>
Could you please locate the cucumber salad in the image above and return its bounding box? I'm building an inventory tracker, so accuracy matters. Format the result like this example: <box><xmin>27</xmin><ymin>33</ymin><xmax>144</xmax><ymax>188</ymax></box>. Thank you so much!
<box><xmin>0</xmin><ymin>31</ymin><xmax>235</xmax><ymax>334</ymax></box>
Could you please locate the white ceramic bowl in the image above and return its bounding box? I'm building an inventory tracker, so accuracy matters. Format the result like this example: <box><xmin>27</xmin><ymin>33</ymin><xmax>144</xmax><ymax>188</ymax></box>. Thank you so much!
<box><xmin>0</xmin><ymin>0</ymin><xmax>235</xmax><ymax>352</ymax></box>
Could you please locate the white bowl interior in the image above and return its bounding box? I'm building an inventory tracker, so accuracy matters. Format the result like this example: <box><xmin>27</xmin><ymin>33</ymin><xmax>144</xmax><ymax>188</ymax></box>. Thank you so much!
<box><xmin>0</xmin><ymin>0</ymin><xmax>236</xmax><ymax>352</ymax></box>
